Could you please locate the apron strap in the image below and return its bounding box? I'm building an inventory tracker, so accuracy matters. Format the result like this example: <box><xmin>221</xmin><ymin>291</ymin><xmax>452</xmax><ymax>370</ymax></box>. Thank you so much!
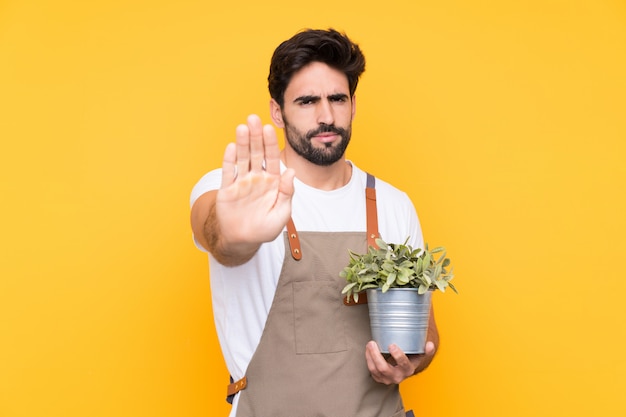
<box><xmin>344</xmin><ymin>173</ymin><xmax>379</xmax><ymax>306</ymax></box>
<box><xmin>226</xmin><ymin>375</ymin><xmax>248</xmax><ymax>403</ymax></box>
<box><xmin>365</xmin><ymin>173</ymin><xmax>380</xmax><ymax>249</ymax></box>
<box><xmin>286</xmin><ymin>218</ymin><xmax>302</xmax><ymax>260</ymax></box>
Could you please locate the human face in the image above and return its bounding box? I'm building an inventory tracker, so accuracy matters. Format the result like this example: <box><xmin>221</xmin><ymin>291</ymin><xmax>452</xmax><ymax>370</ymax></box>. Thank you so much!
<box><xmin>271</xmin><ymin>62</ymin><xmax>356</xmax><ymax>166</ymax></box>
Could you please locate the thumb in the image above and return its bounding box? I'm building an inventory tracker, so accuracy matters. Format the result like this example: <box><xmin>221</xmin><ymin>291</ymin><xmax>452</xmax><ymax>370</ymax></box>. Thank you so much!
<box><xmin>277</xmin><ymin>168</ymin><xmax>296</xmax><ymax>201</ymax></box>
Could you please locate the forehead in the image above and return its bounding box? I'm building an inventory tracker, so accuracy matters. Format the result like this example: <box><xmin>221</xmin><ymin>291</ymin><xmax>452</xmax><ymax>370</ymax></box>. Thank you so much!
<box><xmin>284</xmin><ymin>62</ymin><xmax>350</xmax><ymax>100</ymax></box>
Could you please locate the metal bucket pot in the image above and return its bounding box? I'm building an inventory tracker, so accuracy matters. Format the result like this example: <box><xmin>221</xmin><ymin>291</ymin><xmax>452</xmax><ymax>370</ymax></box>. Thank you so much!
<box><xmin>367</xmin><ymin>288</ymin><xmax>432</xmax><ymax>354</ymax></box>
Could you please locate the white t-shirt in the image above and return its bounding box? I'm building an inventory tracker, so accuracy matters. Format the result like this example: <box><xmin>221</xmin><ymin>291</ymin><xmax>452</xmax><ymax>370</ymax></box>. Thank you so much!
<box><xmin>190</xmin><ymin>162</ymin><xmax>423</xmax><ymax>413</ymax></box>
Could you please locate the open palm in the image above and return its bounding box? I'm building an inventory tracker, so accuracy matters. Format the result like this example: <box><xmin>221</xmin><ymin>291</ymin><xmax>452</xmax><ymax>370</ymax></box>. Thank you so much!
<box><xmin>216</xmin><ymin>114</ymin><xmax>295</xmax><ymax>250</ymax></box>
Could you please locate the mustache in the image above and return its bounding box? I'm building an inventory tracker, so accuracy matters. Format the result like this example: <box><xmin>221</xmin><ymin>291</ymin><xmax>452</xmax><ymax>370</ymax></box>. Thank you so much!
<box><xmin>305</xmin><ymin>124</ymin><xmax>347</xmax><ymax>140</ymax></box>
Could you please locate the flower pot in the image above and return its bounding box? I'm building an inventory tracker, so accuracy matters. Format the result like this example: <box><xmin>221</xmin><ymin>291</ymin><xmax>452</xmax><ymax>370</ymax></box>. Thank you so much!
<box><xmin>366</xmin><ymin>288</ymin><xmax>432</xmax><ymax>354</ymax></box>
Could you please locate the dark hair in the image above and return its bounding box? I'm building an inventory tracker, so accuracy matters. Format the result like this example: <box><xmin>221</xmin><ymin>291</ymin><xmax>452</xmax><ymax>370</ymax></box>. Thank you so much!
<box><xmin>268</xmin><ymin>28</ymin><xmax>366</xmax><ymax>107</ymax></box>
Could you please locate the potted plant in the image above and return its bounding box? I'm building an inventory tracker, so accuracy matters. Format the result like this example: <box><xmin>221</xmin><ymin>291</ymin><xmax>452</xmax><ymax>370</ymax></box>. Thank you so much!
<box><xmin>340</xmin><ymin>238</ymin><xmax>457</xmax><ymax>354</ymax></box>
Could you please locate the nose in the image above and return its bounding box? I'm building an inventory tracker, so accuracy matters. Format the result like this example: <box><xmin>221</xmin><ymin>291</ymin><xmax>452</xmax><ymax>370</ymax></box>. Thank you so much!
<box><xmin>316</xmin><ymin>99</ymin><xmax>335</xmax><ymax>125</ymax></box>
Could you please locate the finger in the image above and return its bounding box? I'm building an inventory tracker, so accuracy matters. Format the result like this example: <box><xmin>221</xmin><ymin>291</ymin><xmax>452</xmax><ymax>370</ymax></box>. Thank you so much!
<box><xmin>278</xmin><ymin>168</ymin><xmax>296</xmax><ymax>200</ymax></box>
<box><xmin>263</xmin><ymin>124</ymin><xmax>281</xmax><ymax>175</ymax></box>
<box><xmin>365</xmin><ymin>341</ymin><xmax>388</xmax><ymax>380</ymax></box>
<box><xmin>388</xmin><ymin>344</ymin><xmax>416</xmax><ymax>376</ymax></box>
<box><xmin>248</xmin><ymin>115</ymin><xmax>265</xmax><ymax>173</ymax></box>
<box><xmin>221</xmin><ymin>142</ymin><xmax>237</xmax><ymax>188</ymax></box>
<box><xmin>424</xmin><ymin>341</ymin><xmax>436</xmax><ymax>356</ymax></box>
<box><xmin>235</xmin><ymin>123</ymin><xmax>251</xmax><ymax>178</ymax></box>
<box><xmin>365</xmin><ymin>344</ymin><xmax>381</xmax><ymax>382</ymax></box>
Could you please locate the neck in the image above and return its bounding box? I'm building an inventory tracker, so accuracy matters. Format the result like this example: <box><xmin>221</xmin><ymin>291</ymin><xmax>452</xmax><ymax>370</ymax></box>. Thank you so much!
<box><xmin>281</xmin><ymin>148</ymin><xmax>352</xmax><ymax>191</ymax></box>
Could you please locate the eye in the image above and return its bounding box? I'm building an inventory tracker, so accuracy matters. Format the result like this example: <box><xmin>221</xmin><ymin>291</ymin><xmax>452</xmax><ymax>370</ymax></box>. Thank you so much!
<box><xmin>329</xmin><ymin>95</ymin><xmax>349</xmax><ymax>103</ymax></box>
<box><xmin>296</xmin><ymin>96</ymin><xmax>319</xmax><ymax>106</ymax></box>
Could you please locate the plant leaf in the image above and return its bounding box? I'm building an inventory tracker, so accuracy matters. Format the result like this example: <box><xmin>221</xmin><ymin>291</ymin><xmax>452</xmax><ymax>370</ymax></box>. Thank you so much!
<box><xmin>397</xmin><ymin>268</ymin><xmax>411</xmax><ymax>285</ymax></box>
<box><xmin>434</xmin><ymin>263</ymin><xmax>442</xmax><ymax>279</ymax></box>
<box><xmin>341</xmin><ymin>282</ymin><xmax>357</xmax><ymax>294</ymax></box>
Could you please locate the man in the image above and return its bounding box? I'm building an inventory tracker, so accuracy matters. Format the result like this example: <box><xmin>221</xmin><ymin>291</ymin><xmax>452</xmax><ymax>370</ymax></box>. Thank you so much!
<box><xmin>190</xmin><ymin>28</ymin><xmax>438</xmax><ymax>417</ymax></box>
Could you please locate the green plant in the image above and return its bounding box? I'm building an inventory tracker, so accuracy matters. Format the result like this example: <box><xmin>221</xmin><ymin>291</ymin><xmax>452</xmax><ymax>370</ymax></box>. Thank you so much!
<box><xmin>341</xmin><ymin>238</ymin><xmax>457</xmax><ymax>303</ymax></box>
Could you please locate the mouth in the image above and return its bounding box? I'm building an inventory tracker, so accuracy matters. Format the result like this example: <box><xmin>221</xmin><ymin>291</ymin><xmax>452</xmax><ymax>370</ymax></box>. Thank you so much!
<box><xmin>311</xmin><ymin>133</ymin><xmax>339</xmax><ymax>144</ymax></box>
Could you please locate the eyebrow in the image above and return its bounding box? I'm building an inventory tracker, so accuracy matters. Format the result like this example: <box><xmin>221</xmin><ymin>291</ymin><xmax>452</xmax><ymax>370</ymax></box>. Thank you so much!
<box><xmin>293</xmin><ymin>93</ymin><xmax>350</xmax><ymax>104</ymax></box>
<box><xmin>293</xmin><ymin>95</ymin><xmax>320</xmax><ymax>104</ymax></box>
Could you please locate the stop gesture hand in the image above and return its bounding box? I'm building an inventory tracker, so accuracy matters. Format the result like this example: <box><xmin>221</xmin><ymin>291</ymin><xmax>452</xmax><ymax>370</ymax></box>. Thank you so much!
<box><xmin>214</xmin><ymin>114</ymin><xmax>295</xmax><ymax>262</ymax></box>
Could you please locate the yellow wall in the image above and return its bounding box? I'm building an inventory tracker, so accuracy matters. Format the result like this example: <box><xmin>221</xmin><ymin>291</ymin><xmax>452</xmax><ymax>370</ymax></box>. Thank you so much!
<box><xmin>1</xmin><ymin>1</ymin><xmax>625</xmax><ymax>416</ymax></box>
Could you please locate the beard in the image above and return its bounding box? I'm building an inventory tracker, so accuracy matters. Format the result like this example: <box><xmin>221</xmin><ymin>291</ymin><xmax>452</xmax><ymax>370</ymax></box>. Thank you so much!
<box><xmin>283</xmin><ymin>117</ymin><xmax>352</xmax><ymax>166</ymax></box>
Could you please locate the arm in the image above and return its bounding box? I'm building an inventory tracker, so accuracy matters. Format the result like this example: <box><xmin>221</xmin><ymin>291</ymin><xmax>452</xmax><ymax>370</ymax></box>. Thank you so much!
<box><xmin>190</xmin><ymin>114</ymin><xmax>295</xmax><ymax>266</ymax></box>
<box><xmin>365</xmin><ymin>303</ymin><xmax>439</xmax><ymax>385</ymax></box>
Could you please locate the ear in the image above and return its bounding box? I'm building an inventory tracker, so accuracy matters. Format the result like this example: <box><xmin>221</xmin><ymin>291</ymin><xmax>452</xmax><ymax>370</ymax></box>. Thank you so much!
<box><xmin>351</xmin><ymin>95</ymin><xmax>357</xmax><ymax>121</ymax></box>
<box><xmin>270</xmin><ymin>99</ymin><xmax>285</xmax><ymax>128</ymax></box>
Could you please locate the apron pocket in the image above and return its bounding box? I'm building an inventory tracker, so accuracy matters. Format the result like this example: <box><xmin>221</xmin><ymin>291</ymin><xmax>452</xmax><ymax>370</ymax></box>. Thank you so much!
<box><xmin>292</xmin><ymin>281</ymin><xmax>347</xmax><ymax>354</ymax></box>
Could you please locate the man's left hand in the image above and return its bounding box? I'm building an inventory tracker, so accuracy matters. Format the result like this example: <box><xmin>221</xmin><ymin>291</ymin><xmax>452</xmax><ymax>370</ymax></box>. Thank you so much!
<box><xmin>365</xmin><ymin>340</ymin><xmax>436</xmax><ymax>385</ymax></box>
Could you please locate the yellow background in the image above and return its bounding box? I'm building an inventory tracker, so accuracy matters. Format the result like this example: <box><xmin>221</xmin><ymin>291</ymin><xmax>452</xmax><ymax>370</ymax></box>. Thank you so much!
<box><xmin>1</xmin><ymin>0</ymin><xmax>625</xmax><ymax>416</ymax></box>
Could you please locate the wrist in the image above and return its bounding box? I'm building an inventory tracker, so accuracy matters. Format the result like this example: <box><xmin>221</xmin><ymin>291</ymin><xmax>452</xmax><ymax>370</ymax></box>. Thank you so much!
<box><xmin>205</xmin><ymin>204</ymin><xmax>261</xmax><ymax>266</ymax></box>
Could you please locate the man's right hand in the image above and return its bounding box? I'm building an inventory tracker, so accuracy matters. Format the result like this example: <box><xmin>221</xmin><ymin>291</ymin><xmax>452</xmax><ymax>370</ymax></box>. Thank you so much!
<box><xmin>191</xmin><ymin>114</ymin><xmax>295</xmax><ymax>266</ymax></box>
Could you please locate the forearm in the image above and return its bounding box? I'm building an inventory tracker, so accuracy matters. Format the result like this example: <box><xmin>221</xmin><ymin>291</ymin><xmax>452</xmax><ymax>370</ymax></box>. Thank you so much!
<box><xmin>411</xmin><ymin>304</ymin><xmax>439</xmax><ymax>375</ymax></box>
<box><xmin>203</xmin><ymin>202</ymin><xmax>260</xmax><ymax>266</ymax></box>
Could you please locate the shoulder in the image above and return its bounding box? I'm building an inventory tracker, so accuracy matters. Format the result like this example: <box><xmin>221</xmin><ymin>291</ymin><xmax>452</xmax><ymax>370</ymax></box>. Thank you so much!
<box><xmin>351</xmin><ymin>163</ymin><xmax>423</xmax><ymax>248</ymax></box>
<box><xmin>190</xmin><ymin>168</ymin><xmax>222</xmax><ymax>208</ymax></box>
<box><xmin>351</xmin><ymin>163</ymin><xmax>412</xmax><ymax>205</ymax></box>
